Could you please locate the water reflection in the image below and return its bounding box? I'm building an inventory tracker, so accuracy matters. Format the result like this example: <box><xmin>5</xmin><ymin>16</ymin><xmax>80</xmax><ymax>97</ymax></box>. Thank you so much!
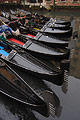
<box><xmin>33</xmin><ymin>89</ymin><xmax>63</xmax><ymax>118</ymax></box>
<box><xmin>61</xmin><ymin>80</ymin><xmax>68</xmax><ymax>94</ymax></box>
<box><xmin>41</xmin><ymin>90</ymin><xmax>63</xmax><ymax>118</ymax></box>
<box><xmin>70</xmin><ymin>37</ymin><xmax>80</xmax><ymax>79</ymax></box>
<box><xmin>0</xmin><ymin>93</ymin><xmax>37</xmax><ymax>120</ymax></box>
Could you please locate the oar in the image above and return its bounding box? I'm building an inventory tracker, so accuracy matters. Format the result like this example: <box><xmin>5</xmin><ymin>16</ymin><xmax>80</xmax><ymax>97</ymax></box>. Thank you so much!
<box><xmin>0</xmin><ymin>19</ymin><xmax>7</xmax><ymax>26</ymax></box>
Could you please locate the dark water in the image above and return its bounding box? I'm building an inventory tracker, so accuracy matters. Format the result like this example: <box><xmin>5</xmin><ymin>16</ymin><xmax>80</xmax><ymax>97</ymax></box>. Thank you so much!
<box><xmin>0</xmin><ymin>10</ymin><xmax>80</xmax><ymax>120</ymax></box>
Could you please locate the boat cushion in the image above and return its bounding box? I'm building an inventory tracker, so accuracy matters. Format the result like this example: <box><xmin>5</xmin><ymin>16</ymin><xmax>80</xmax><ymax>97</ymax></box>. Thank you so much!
<box><xmin>8</xmin><ymin>38</ymin><xmax>24</xmax><ymax>45</ymax></box>
<box><xmin>0</xmin><ymin>46</ymin><xmax>4</xmax><ymax>49</ymax></box>
<box><xmin>34</xmin><ymin>28</ymin><xmax>40</xmax><ymax>31</ymax></box>
<box><xmin>0</xmin><ymin>49</ymin><xmax>9</xmax><ymax>56</ymax></box>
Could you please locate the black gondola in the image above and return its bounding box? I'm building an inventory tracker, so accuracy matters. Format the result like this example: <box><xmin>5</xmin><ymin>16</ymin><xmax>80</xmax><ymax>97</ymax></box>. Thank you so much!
<box><xmin>0</xmin><ymin>17</ymin><xmax>70</xmax><ymax>48</ymax></box>
<box><xmin>1</xmin><ymin>11</ymin><xmax>18</xmax><ymax>21</ymax></box>
<box><xmin>4</xmin><ymin>34</ymin><xmax>70</xmax><ymax>61</ymax></box>
<box><xmin>0</xmin><ymin>16</ymin><xmax>10</xmax><ymax>24</ymax></box>
<box><xmin>3</xmin><ymin>10</ymin><xmax>71</xmax><ymax>30</ymax></box>
<box><xmin>47</xmin><ymin>22</ymin><xmax>71</xmax><ymax>30</ymax></box>
<box><xmin>17</xmin><ymin>14</ymin><xmax>72</xmax><ymax>31</ymax></box>
<box><xmin>9</xmin><ymin>21</ymin><xmax>70</xmax><ymax>48</ymax></box>
<box><xmin>1</xmin><ymin>12</ymin><xmax>72</xmax><ymax>39</ymax></box>
<box><xmin>0</xmin><ymin>59</ymin><xmax>48</xmax><ymax>116</ymax></box>
<box><xmin>22</xmin><ymin>17</ymin><xmax>72</xmax><ymax>38</ymax></box>
<box><xmin>40</xmin><ymin>21</ymin><xmax>72</xmax><ymax>38</ymax></box>
<box><xmin>24</xmin><ymin>17</ymin><xmax>71</xmax><ymax>30</ymax></box>
<box><xmin>16</xmin><ymin>9</ymin><xmax>71</xmax><ymax>27</ymax></box>
<box><xmin>0</xmin><ymin>40</ymin><xmax>66</xmax><ymax>86</ymax></box>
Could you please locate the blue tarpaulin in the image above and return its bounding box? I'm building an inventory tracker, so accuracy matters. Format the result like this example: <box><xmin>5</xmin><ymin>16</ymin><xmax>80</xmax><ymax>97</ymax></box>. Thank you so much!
<box><xmin>0</xmin><ymin>49</ymin><xmax>9</xmax><ymax>56</ymax></box>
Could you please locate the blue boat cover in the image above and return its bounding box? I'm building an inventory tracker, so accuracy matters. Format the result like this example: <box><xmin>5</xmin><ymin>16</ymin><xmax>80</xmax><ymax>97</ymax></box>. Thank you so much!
<box><xmin>0</xmin><ymin>49</ymin><xmax>9</xmax><ymax>56</ymax></box>
<box><xmin>0</xmin><ymin>46</ymin><xmax>4</xmax><ymax>49</ymax></box>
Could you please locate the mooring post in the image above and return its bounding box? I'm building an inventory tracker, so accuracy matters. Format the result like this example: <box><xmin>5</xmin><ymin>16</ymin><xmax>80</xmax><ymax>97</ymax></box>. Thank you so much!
<box><xmin>53</xmin><ymin>0</ymin><xmax>55</xmax><ymax>11</ymax></box>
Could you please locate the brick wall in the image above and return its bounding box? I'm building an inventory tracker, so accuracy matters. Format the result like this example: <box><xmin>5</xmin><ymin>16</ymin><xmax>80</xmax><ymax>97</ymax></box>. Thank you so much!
<box><xmin>45</xmin><ymin>0</ymin><xmax>80</xmax><ymax>6</ymax></box>
<box><xmin>55</xmin><ymin>0</ymin><xmax>80</xmax><ymax>6</ymax></box>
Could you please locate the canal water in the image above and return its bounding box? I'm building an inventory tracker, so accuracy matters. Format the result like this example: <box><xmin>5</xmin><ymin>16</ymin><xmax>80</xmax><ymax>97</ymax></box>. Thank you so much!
<box><xmin>0</xmin><ymin>9</ymin><xmax>80</xmax><ymax>120</ymax></box>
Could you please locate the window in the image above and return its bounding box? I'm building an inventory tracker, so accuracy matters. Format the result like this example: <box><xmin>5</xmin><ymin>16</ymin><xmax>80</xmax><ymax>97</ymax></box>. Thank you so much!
<box><xmin>72</xmin><ymin>0</ymin><xmax>79</xmax><ymax>2</ymax></box>
<box><xmin>60</xmin><ymin>0</ymin><xmax>66</xmax><ymax>2</ymax></box>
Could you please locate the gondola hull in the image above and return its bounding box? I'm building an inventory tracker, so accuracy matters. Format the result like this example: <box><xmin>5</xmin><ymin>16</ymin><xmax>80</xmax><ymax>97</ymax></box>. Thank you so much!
<box><xmin>3</xmin><ymin>10</ymin><xmax>72</xmax><ymax>31</ymax></box>
<box><xmin>41</xmin><ymin>27</ymin><xmax>72</xmax><ymax>38</ymax></box>
<box><xmin>6</xmin><ymin>35</ymin><xmax>70</xmax><ymax>61</ymax></box>
<box><xmin>0</xmin><ymin>59</ymin><xmax>48</xmax><ymax>116</ymax></box>
<box><xmin>34</xmin><ymin>33</ymin><xmax>69</xmax><ymax>48</ymax></box>
<box><xmin>0</xmin><ymin>41</ymin><xmax>64</xmax><ymax>85</ymax></box>
<box><xmin>43</xmin><ymin>18</ymin><xmax>71</xmax><ymax>30</ymax></box>
<box><xmin>17</xmin><ymin>9</ymin><xmax>71</xmax><ymax>27</ymax></box>
<box><xmin>19</xmin><ymin>27</ymin><xmax>70</xmax><ymax>48</ymax></box>
<box><xmin>8</xmin><ymin>21</ymin><xmax>70</xmax><ymax>48</ymax></box>
<box><xmin>0</xmin><ymin>16</ymin><xmax>10</xmax><ymax>24</ymax></box>
<box><xmin>8</xmin><ymin>20</ymin><xmax>71</xmax><ymax>48</ymax></box>
<box><xmin>2</xmin><ymin>52</ymin><xmax>63</xmax><ymax>85</ymax></box>
<box><xmin>48</xmin><ymin>24</ymin><xmax>71</xmax><ymax>30</ymax></box>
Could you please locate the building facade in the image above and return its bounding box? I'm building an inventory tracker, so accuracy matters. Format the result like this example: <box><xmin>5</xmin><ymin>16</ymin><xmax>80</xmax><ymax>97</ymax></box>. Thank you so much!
<box><xmin>0</xmin><ymin>0</ymin><xmax>20</xmax><ymax>3</ymax></box>
<box><xmin>55</xmin><ymin>0</ymin><xmax>80</xmax><ymax>7</ymax></box>
<box><xmin>0</xmin><ymin>0</ymin><xmax>80</xmax><ymax>7</ymax></box>
<box><xmin>25</xmin><ymin>0</ymin><xmax>80</xmax><ymax>6</ymax></box>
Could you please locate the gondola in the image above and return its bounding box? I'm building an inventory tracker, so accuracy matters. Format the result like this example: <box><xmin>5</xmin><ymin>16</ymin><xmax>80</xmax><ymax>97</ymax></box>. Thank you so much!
<box><xmin>18</xmin><ymin>17</ymin><xmax>72</xmax><ymax>38</ymax></box>
<box><xmin>41</xmin><ymin>27</ymin><xmax>72</xmax><ymax>38</ymax></box>
<box><xmin>22</xmin><ymin>16</ymin><xmax>71</xmax><ymax>30</ymax></box>
<box><xmin>4</xmin><ymin>33</ymin><xmax>70</xmax><ymax>61</ymax></box>
<box><xmin>16</xmin><ymin>13</ymin><xmax>71</xmax><ymax>30</ymax></box>
<box><xmin>16</xmin><ymin>9</ymin><xmax>71</xmax><ymax>26</ymax></box>
<box><xmin>20</xmin><ymin>16</ymin><xmax>72</xmax><ymax>38</ymax></box>
<box><xmin>40</xmin><ymin>21</ymin><xmax>72</xmax><ymax>38</ymax></box>
<box><xmin>8</xmin><ymin>10</ymin><xmax>71</xmax><ymax>30</ymax></box>
<box><xmin>8</xmin><ymin>21</ymin><xmax>70</xmax><ymax>48</ymax></box>
<box><xmin>47</xmin><ymin>22</ymin><xmax>71</xmax><ymax>30</ymax></box>
<box><xmin>0</xmin><ymin>17</ymin><xmax>70</xmax><ymax>48</ymax></box>
<box><xmin>1</xmin><ymin>12</ymin><xmax>72</xmax><ymax>38</ymax></box>
<box><xmin>10</xmin><ymin>9</ymin><xmax>31</xmax><ymax>17</ymax></box>
<box><xmin>1</xmin><ymin>11</ymin><xmax>18</xmax><ymax>21</ymax></box>
<box><xmin>0</xmin><ymin>40</ymin><xmax>66</xmax><ymax>86</ymax></box>
<box><xmin>0</xmin><ymin>59</ymin><xmax>48</xmax><ymax>116</ymax></box>
<box><xmin>23</xmin><ymin>17</ymin><xmax>71</xmax><ymax>31</ymax></box>
<box><xmin>0</xmin><ymin>16</ymin><xmax>10</xmax><ymax>24</ymax></box>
